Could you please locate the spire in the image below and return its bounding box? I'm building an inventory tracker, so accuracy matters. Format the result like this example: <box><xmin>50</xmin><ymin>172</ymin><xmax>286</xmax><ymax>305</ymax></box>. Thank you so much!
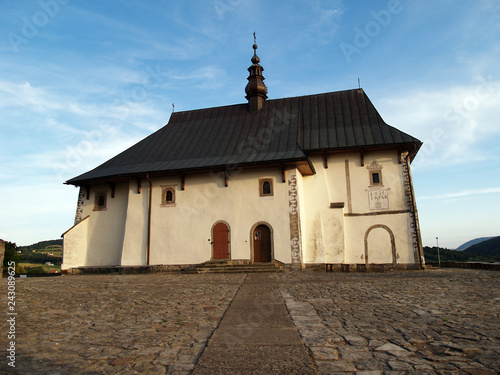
<box><xmin>245</xmin><ymin>33</ymin><xmax>268</xmax><ymax>112</ymax></box>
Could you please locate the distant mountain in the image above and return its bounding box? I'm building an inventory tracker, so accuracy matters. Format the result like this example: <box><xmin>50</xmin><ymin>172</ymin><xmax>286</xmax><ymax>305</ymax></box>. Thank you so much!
<box><xmin>455</xmin><ymin>237</ymin><xmax>496</xmax><ymax>251</ymax></box>
<box><xmin>463</xmin><ymin>236</ymin><xmax>500</xmax><ymax>258</ymax></box>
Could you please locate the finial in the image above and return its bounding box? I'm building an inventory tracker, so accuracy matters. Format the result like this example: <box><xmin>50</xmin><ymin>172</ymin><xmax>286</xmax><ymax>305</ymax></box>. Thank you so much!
<box><xmin>172</xmin><ymin>103</ymin><xmax>175</xmax><ymax>113</ymax></box>
<box><xmin>246</xmin><ymin>32</ymin><xmax>267</xmax><ymax>112</ymax></box>
<box><xmin>251</xmin><ymin>32</ymin><xmax>260</xmax><ymax>64</ymax></box>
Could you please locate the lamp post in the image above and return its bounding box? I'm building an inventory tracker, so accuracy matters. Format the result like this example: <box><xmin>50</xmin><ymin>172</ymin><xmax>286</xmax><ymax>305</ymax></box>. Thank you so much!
<box><xmin>436</xmin><ymin>236</ymin><xmax>441</xmax><ymax>268</ymax></box>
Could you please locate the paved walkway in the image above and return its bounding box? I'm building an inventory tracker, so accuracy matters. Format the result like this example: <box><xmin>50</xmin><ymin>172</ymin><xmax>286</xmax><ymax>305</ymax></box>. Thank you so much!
<box><xmin>193</xmin><ymin>273</ymin><xmax>317</xmax><ymax>374</ymax></box>
<box><xmin>0</xmin><ymin>269</ymin><xmax>499</xmax><ymax>374</ymax></box>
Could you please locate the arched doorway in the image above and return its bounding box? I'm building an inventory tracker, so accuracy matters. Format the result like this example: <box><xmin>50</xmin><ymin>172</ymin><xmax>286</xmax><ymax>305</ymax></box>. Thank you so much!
<box><xmin>253</xmin><ymin>224</ymin><xmax>272</xmax><ymax>262</ymax></box>
<box><xmin>364</xmin><ymin>224</ymin><xmax>396</xmax><ymax>265</ymax></box>
<box><xmin>213</xmin><ymin>222</ymin><xmax>230</xmax><ymax>260</ymax></box>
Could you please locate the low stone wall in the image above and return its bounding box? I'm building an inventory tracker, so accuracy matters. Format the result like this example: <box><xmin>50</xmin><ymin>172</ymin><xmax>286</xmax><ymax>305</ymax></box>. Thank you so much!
<box><xmin>64</xmin><ymin>264</ymin><xmax>198</xmax><ymax>275</ymax></box>
<box><xmin>427</xmin><ymin>261</ymin><xmax>500</xmax><ymax>271</ymax></box>
<box><xmin>317</xmin><ymin>263</ymin><xmax>422</xmax><ymax>272</ymax></box>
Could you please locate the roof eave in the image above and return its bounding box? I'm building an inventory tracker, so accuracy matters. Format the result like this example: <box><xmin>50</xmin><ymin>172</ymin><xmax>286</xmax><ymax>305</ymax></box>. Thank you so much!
<box><xmin>64</xmin><ymin>157</ymin><xmax>315</xmax><ymax>187</ymax></box>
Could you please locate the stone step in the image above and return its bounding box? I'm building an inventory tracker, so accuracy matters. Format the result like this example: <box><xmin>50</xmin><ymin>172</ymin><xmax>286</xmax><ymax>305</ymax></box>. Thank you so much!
<box><xmin>181</xmin><ymin>262</ymin><xmax>289</xmax><ymax>274</ymax></box>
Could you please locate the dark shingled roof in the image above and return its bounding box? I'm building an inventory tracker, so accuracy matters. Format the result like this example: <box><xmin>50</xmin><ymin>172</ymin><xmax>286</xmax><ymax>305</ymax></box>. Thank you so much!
<box><xmin>66</xmin><ymin>89</ymin><xmax>421</xmax><ymax>185</ymax></box>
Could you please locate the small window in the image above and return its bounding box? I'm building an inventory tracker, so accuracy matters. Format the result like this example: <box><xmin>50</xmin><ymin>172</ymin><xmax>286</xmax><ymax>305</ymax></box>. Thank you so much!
<box><xmin>259</xmin><ymin>178</ymin><xmax>274</xmax><ymax>197</ymax></box>
<box><xmin>263</xmin><ymin>181</ymin><xmax>271</xmax><ymax>195</ymax></box>
<box><xmin>367</xmin><ymin>160</ymin><xmax>383</xmax><ymax>187</ymax></box>
<box><xmin>166</xmin><ymin>190</ymin><xmax>173</xmax><ymax>203</ymax></box>
<box><xmin>161</xmin><ymin>186</ymin><xmax>176</xmax><ymax>206</ymax></box>
<box><xmin>94</xmin><ymin>192</ymin><xmax>107</xmax><ymax>211</ymax></box>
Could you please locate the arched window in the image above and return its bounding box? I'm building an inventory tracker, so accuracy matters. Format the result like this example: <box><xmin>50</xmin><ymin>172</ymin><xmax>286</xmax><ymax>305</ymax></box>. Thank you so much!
<box><xmin>259</xmin><ymin>178</ymin><xmax>273</xmax><ymax>197</ymax></box>
<box><xmin>94</xmin><ymin>192</ymin><xmax>107</xmax><ymax>211</ymax></box>
<box><xmin>98</xmin><ymin>195</ymin><xmax>106</xmax><ymax>207</ymax></box>
<box><xmin>161</xmin><ymin>186</ymin><xmax>176</xmax><ymax>206</ymax></box>
<box><xmin>262</xmin><ymin>181</ymin><xmax>271</xmax><ymax>195</ymax></box>
<box><xmin>166</xmin><ymin>190</ymin><xmax>173</xmax><ymax>203</ymax></box>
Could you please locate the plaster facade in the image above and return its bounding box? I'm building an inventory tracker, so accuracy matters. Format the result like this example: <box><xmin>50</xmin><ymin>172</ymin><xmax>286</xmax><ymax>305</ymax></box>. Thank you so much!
<box><xmin>62</xmin><ymin>150</ymin><xmax>422</xmax><ymax>271</ymax></box>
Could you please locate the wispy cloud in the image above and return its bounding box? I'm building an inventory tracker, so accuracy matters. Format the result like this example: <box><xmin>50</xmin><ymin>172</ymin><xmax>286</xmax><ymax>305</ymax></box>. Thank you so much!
<box><xmin>420</xmin><ymin>187</ymin><xmax>500</xmax><ymax>201</ymax></box>
<box><xmin>379</xmin><ymin>76</ymin><xmax>500</xmax><ymax>170</ymax></box>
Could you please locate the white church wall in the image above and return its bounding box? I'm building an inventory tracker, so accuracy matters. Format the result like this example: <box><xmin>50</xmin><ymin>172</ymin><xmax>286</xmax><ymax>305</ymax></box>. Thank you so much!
<box><xmin>300</xmin><ymin>157</ymin><xmax>330</xmax><ymax>264</ymax></box>
<box><xmin>121</xmin><ymin>179</ymin><xmax>149</xmax><ymax>266</ymax></box>
<box><xmin>148</xmin><ymin>167</ymin><xmax>292</xmax><ymax>265</ymax></box>
<box><xmin>348</xmin><ymin>151</ymin><xmax>407</xmax><ymax>213</ymax></box>
<box><xmin>84</xmin><ymin>183</ymin><xmax>128</xmax><ymax>266</ymax></box>
<box><xmin>61</xmin><ymin>216</ymin><xmax>89</xmax><ymax>270</ymax></box>
<box><xmin>343</xmin><ymin>214</ymin><xmax>415</xmax><ymax>264</ymax></box>
<box><xmin>300</xmin><ymin>151</ymin><xmax>416</xmax><ymax>266</ymax></box>
<box><xmin>63</xmin><ymin>150</ymin><xmax>419</xmax><ymax>269</ymax></box>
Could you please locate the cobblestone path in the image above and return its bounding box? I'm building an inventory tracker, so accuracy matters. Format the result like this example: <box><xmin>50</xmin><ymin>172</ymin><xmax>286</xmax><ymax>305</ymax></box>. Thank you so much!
<box><xmin>0</xmin><ymin>269</ymin><xmax>499</xmax><ymax>374</ymax></box>
<box><xmin>0</xmin><ymin>273</ymin><xmax>244</xmax><ymax>374</ymax></box>
<box><xmin>278</xmin><ymin>269</ymin><xmax>500</xmax><ymax>374</ymax></box>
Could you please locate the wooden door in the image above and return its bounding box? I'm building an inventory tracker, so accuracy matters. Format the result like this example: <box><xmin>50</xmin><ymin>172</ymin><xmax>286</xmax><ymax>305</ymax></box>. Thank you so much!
<box><xmin>253</xmin><ymin>224</ymin><xmax>271</xmax><ymax>262</ymax></box>
<box><xmin>213</xmin><ymin>222</ymin><xmax>230</xmax><ymax>259</ymax></box>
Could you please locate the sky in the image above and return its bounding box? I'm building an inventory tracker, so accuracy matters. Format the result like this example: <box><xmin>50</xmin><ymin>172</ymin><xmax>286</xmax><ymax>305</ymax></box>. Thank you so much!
<box><xmin>0</xmin><ymin>0</ymin><xmax>499</xmax><ymax>250</ymax></box>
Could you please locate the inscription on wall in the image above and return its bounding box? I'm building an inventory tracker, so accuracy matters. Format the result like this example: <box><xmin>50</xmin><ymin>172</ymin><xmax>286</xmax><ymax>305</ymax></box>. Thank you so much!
<box><xmin>368</xmin><ymin>189</ymin><xmax>389</xmax><ymax>210</ymax></box>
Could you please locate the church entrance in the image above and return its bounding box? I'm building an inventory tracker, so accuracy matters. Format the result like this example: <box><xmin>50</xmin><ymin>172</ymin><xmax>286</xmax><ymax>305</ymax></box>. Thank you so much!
<box><xmin>213</xmin><ymin>222</ymin><xmax>230</xmax><ymax>260</ymax></box>
<box><xmin>253</xmin><ymin>224</ymin><xmax>272</xmax><ymax>262</ymax></box>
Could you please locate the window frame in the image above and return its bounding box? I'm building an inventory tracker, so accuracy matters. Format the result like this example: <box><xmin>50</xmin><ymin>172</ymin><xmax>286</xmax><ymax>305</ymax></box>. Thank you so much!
<box><xmin>93</xmin><ymin>191</ymin><xmax>108</xmax><ymax>211</ymax></box>
<box><xmin>259</xmin><ymin>178</ymin><xmax>274</xmax><ymax>197</ymax></box>
<box><xmin>161</xmin><ymin>186</ymin><xmax>176</xmax><ymax>207</ymax></box>
<box><xmin>367</xmin><ymin>161</ymin><xmax>383</xmax><ymax>187</ymax></box>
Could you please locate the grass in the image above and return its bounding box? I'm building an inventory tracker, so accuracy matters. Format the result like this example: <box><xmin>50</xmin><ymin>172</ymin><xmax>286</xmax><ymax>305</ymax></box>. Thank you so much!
<box><xmin>17</xmin><ymin>262</ymin><xmax>61</xmax><ymax>273</ymax></box>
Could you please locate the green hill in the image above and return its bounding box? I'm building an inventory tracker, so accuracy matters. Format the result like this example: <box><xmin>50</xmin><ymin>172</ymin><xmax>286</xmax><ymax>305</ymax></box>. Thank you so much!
<box><xmin>424</xmin><ymin>242</ymin><xmax>500</xmax><ymax>263</ymax></box>
<box><xmin>463</xmin><ymin>236</ymin><xmax>500</xmax><ymax>258</ymax></box>
<box><xmin>18</xmin><ymin>239</ymin><xmax>63</xmax><ymax>252</ymax></box>
<box><xmin>455</xmin><ymin>237</ymin><xmax>496</xmax><ymax>251</ymax></box>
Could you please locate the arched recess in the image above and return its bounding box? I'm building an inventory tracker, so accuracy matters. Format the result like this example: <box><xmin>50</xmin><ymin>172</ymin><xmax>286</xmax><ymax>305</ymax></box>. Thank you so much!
<box><xmin>250</xmin><ymin>222</ymin><xmax>273</xmax><ymax>263</ymax></box>
<box><xmin>212</xmin><ymin>221</ymin><xmax>230</xmax><ymax>260</ymax></box>
<box><xmin>364</xmin><ymin>224</ymin><xmax>396</xmax><ymax>265</ymax></box>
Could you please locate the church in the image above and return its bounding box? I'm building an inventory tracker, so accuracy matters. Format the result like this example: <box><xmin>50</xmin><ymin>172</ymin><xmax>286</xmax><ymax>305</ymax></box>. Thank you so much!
<box><xmin>62</xmin><ymin>42</ymin><xmax>424</xmax><ymax>272</ymax></box>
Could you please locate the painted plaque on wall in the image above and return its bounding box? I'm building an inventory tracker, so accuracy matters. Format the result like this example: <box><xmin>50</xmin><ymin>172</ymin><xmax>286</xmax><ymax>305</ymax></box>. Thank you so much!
<box><xmin>369</xmin><ymin>189</ymin><xmax>389</xmax><ymax>210</ymax></box>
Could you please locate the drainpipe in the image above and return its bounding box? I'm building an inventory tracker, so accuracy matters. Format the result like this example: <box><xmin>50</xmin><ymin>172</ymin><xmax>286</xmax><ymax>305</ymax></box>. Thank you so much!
<box><xmin>146</xmin><ymin>174</ymin><xmax>152</xmax><ymax>266</ymax></box>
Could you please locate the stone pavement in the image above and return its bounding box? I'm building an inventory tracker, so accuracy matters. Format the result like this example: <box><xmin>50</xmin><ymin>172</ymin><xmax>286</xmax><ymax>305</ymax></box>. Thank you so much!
<box><xmin>277</xmin><ymin>269</ymin><xmax>500</xmax><ymax>374</ymax></box>
<box><xmin>193</xmin><ymin>273</ymin><xmax>317</xmax><ymax>374</ymax></box>
<box><xmin>0</xmin><ymin>269</ymin><xmax>498</xmax><ymax>374</ymax></box>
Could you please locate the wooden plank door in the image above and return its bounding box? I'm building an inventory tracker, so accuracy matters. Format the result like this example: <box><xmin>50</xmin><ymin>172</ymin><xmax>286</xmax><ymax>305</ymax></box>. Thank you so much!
<box><xmin>213</xmin><ymin>222</ymin><xmax>230</xmax><ymax>259</ymax></box>
<box><xmin>253</xmin><ymin>224</ymin><xmax>271</xmax><ymax>262</ymax></box>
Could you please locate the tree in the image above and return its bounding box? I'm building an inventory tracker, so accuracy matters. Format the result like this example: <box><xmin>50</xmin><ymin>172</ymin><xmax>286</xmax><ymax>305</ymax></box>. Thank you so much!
<box><xmin>3</xmin><ymin>241</ymin><xmax>22</xmax><ymax>267</ymax></box>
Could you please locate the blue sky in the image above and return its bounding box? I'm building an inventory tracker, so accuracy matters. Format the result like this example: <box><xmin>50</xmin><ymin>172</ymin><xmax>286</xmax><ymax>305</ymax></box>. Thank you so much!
<box><xmin>1</xmin><ymin>0</ymin><xmax>499</xmax><ymax>249</ymax></box>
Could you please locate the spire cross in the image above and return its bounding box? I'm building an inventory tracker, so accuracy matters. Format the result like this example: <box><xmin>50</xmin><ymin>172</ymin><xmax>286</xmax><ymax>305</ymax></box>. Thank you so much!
<box><xmin>253</xmin><ymin>32</ymin><xmax>256</xmax><ymax>44</ymax></box>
